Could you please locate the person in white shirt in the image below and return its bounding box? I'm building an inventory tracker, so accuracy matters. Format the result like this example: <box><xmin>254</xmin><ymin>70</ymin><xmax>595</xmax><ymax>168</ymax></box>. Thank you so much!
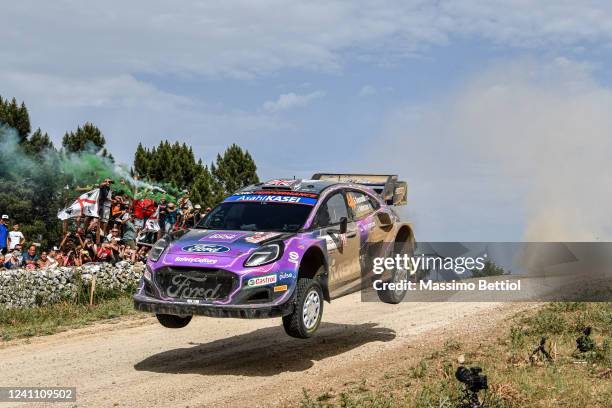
<box><xmin>8</xmin><ymin>223</ymin><xmax>25</xmax><ymax>250</ymax></box>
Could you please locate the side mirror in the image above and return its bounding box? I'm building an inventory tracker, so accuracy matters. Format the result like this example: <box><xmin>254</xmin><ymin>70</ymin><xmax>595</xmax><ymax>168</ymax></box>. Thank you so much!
<box><xmin>339</xmin><ymin>217</ymin><xmax>348</xmax><ymax>234</ymax></box>
<box><xmin>376</xmin><ymin>212</ymin><xmax>393</xmax><ymax>227</ymax></box>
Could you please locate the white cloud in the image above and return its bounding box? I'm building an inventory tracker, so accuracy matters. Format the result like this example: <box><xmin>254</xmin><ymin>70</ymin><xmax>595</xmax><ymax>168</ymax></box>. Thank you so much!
<box><xmin>263</xmin><ymin>91</ymin><xmax>325</xmax><ymax>113</ymax></box>
<box><xmin>376</xmin><ymin>57</ymin><xmax>612</xmax><ymax>241</ymax></box>
<box><xmin>3</xmin><ymin>2</ymin><xmax>612</xmax><ymax>81</ymax></box>
<box><xmin>0</xmin><ymin>71</ymin><xmax>193</xmax><ymax>110</ymax></box>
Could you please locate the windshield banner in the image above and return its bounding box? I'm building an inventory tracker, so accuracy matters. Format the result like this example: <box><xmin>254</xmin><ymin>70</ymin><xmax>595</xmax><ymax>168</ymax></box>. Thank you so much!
<box><xmin>223</xmin><ymin>194</ymin><xmax>317</xmax><ymax>206</ymax></box>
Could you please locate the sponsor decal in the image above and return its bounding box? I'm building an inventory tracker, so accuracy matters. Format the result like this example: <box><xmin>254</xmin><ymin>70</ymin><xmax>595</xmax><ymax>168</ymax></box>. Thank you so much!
<box><xmin>247</xmin><ymin>274</ymin><xmax>277</xmax><ymax>287</ymax></box>
<box><xmin>288</xmin><ymin>251</ymin><xmax>300</xmax><ymax>265</ymax></box>
<box><xmin>166</xmin><ymin>274</ymin><xmax>222</xmax><ymax>299</ymax></box>
<box><xmin>200</xmin><ymin>232</ymin><xmax>246</xmax><ymax>243</ymax></box>
<box><xmin>278</xmin><ymin>272</ymin><xmax>294</xmax><ymax>280</ymax></box>
<box><xmin>251</xmin><ymin>190</ymin><xmax>318</xmax><ymax>198</ymax></box>
<box><xmin>245</xmin><ymin>232</ymin><xmax>281</xmax><ymax>244</ymax></box>
<box><xmin>182</xmin><ymin>244</ymin><xmax>230</xmax><ymax>253</ymax></box>
<box><xmin>224</xmin><ymin>194</ymin><xmax>317</xmax><ymax>206</ymax></box>
<box><xmin>174</xmin><ymin>256</ymin><xmax>218</xmax><ymax>264</ymax></box>
<box><xmin>274</xmin><ymin>285</ymin><xmax>288</xmax><ymax>292</ymax></box>
<box><xmin>346</xmin><ymin>193</ymin><xmax>356</xmax><ymax>208</ymax></box>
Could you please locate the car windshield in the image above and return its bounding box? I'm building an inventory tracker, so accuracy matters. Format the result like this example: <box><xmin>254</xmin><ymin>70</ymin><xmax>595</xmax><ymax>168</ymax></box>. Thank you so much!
<box><xmin>197</xmin><ymin>201</ymin><xmax>314</xmax><ymax>232</ymax></box>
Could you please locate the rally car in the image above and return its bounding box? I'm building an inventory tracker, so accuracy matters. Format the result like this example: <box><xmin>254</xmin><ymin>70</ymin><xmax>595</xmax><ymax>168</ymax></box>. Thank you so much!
<box><xmin>134</xmin><ymin>174</ymin><xmax>415</xmax><ymax>338</ymax></box>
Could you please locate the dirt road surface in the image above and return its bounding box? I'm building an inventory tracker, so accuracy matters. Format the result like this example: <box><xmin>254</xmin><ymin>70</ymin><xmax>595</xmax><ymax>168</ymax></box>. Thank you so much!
<box><xmin>0</xmin><ymin>295</ymin><xmax>528</xmax><ymax>407</ymax></box>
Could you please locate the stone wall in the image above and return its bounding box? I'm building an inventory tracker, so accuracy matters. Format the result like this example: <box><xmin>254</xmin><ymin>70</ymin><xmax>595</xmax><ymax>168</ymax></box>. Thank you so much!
<box><xmin>0</xmin><ymin>262</ymin><xmax>145</xmax><ymax>309</ymax></box>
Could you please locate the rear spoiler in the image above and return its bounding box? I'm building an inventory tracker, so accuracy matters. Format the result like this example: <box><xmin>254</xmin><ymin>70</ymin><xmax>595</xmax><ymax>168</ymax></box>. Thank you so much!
<box><xmin>311</xmin><ymin>173</ymin><xmax>407</xmax><ymax>206</ymax></box>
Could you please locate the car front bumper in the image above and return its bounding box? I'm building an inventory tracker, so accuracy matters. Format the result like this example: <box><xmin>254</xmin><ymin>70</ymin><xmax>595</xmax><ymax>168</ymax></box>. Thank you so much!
<box><xmin>133</xmin><ymin>292</ymin><xmax>294</xmax><ymax>319</ymax></box>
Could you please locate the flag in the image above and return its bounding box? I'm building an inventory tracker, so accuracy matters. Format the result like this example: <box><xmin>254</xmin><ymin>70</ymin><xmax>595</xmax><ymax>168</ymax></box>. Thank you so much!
<box><xmin>143</xmin><ymin>205</ymin><xmax>160</xmax><ymax>232</ymax></box>
<box><xmin>58</xmin><ymin>189</ymin><xmax>100</xmax><ymax>220</ymax></box>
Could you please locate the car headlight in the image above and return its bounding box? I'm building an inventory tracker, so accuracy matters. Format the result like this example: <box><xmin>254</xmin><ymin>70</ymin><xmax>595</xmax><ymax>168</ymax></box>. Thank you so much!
<box><xmin>244</xmin><ymin>243</ymin><xmax>283</xmax><ymax>267</ymax></box>
<box><xmin>148</xmin><ymin>237</ymin><xmax>170</xmax><ymax>262</ymax></box>
<box><xmin>143</xmin><ymin>266</ymin><xmax>152</xmax><ymax>281</ymax></box>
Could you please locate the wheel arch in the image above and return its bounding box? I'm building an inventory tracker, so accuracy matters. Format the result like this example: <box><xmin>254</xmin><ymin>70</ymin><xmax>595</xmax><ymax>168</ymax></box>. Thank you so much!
<box><xmin>395</xmin><ymin>224</ymin><xmax>416</xmax><ymax>247</ymax></box>
<box><xmin>297</xmin><ymin>246</ymin><xmax>330</xmax><ymax>302</ymax></box>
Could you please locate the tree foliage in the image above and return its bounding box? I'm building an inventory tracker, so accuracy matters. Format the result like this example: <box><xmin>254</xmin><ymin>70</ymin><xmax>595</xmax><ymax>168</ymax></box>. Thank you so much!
<box><xmin>211</xmin><ymin>143</ymin><xmax>259</xmax><ymax>194</ymax></box>
<box><xmin>0</xmin><ymin>94</ymin><xmax>260</xmax><ymax>248</ymax></box>
<box><xmin>0</xmin><ymin>96</ymin><xmax>31</xmax><ymax>142</ymax></box>
<box><xmin>62</xmin><ymin>122</ymin><xmax>107</xmax><ymax>155</ymax></box>
<box><xmin>133</xmin><ymin>141</ymin><xmax>258</xmax><ymax>207</ymax></box>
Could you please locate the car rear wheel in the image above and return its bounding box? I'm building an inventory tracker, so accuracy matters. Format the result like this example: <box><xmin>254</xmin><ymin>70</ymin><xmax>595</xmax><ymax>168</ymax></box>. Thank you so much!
<box><xmin>283</xmin><ymin>277</ymin><xmax>324</xmax><ymax>338</ymax></box>
<box><xmin>377</xmin><ymin>240</ymin><xmax>414</xmax><ymax>304</ymax></box>
<box><xmin>156</xmin><ymin>314</ymin><xmax>192</xmax><ymax>328</ymax></box>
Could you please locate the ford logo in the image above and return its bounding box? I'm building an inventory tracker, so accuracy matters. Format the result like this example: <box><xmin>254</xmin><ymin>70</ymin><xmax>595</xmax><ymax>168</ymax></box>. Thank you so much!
<box><xmin>182</xmin><ymin>244</ymin><xmax>230</xmax><ymax>253</ymax></box>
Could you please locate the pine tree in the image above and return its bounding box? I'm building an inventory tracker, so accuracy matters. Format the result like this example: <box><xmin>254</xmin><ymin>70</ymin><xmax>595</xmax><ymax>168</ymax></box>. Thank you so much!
<box><xmin>23</xmin><ymin>128</ymin><xmax>54</xmax><ymax>155</ymax></box>
<box><xmin>190</xmin><ymin>166</ymin><xmax>221</xmax><ymax>208</ymax></box>
<box><xmin>133</xmin><ymin>143</ymin><xmax>149</xmax><ymax>178</ymax></box>
<box><xmin>212</xmin><ymin>144</ymin><xmax>259</xmax><ymax>194</ymax></box>
<box><xmin>62</xmin><ymin>122</ymin><xmax>106</xmax><ymax>153</ymax></box>
<box><xmin>0</xmin><ymin>96</ymin><xmax>31</xmax><ymax>141</ymax></box>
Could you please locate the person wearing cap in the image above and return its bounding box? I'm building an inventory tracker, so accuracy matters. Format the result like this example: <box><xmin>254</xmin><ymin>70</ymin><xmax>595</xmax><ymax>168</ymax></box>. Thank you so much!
<box><xmin>0</xmin><ymin>215</ymin><xmax>9</xmax><ymax>255</ymax></box>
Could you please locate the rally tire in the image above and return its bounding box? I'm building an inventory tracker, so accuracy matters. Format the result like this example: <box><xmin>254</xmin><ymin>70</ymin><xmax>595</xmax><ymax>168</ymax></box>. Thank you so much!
<box><xmin>156</xmin><ymin>314</ymin><xmax>192</xmax><ymax>328</ymax></box>
<box><xmin>377</xmin><ymin>240</ymin><xmax>413</xmax><ymax>304</ymax></box>
<box><xmin>283</xmin><ymin>278</ymin><xmax>324</xmax><ymax>338</ymax></box>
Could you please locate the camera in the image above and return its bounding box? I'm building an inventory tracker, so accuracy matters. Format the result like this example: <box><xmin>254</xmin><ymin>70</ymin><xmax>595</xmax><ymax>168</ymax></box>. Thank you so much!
<box><xmin>455</xmin><ymin>366</ymin><xmax>488</xmax><ymax>393</ymax></box>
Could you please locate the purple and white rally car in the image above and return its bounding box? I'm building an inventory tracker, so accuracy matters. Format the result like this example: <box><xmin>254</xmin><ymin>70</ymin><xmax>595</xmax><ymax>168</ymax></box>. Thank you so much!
<box><xmin>134</xmin><ymin>174</ymin><xmax>415</xmax><ymax>338</ymax></box>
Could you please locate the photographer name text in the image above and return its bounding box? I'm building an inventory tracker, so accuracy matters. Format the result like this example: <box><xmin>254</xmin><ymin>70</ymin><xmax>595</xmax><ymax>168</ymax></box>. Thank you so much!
<box><xmin>373</xmin><ymin>279</ymin><xmax>521</xmax><ymax>292</ymax></box>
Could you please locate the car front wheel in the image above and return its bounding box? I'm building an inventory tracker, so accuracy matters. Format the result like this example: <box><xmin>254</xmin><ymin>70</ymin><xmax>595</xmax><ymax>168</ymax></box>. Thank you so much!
<box><xmin>156</xmin><ymin>314</ymin><xmax>192</xmax><ymax>328</ymax></box>
<box><xmin>282</xmin><ymin>277</ymin><xmax>324</xmax><ymax>338</ymax></box>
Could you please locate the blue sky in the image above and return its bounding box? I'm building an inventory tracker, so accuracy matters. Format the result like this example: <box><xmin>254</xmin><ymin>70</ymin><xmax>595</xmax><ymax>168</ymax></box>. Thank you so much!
<box><xmin>3</xmin><ymin>1</ymin><xmax>612</xmax><ymax>241</ymax></box>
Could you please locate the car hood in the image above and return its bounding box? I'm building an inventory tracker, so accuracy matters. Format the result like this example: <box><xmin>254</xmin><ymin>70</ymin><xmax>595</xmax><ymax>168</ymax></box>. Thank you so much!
<box><xmin>166</xmin><ymin>229</ymin><xmax>290</xmax><ymax>257</ymax></box>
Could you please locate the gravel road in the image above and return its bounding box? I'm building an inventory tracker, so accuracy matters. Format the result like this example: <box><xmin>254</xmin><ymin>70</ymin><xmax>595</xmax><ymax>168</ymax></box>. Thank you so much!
<box><xmin>0</xmin><ymin>295</ymin><xmax>527</xmax><ymax>407</ymax></box>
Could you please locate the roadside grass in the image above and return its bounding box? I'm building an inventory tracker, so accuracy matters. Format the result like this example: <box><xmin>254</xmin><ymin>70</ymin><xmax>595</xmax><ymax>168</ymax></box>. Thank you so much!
<box><xmin>0</xmin><ymin>286</ymin><xmax>141</xmax><ymax>341</ymax></box>
<box><xmin>300</xmin><ymin>302</ymin><xmax>612</xmax><ymax>408</ymax></box>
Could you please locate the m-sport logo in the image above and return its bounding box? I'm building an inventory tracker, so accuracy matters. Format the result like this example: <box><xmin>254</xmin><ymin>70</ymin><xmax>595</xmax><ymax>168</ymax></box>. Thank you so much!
<box><xmin>182</xmin><ymin>244</ymin><xmax>230</xmax><ymax>253</ymax></box>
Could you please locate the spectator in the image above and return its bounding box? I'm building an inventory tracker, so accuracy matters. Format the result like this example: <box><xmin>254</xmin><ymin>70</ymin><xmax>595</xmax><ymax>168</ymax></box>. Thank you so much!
<box><xmin>21</xmin><ymin>244</ymin><xmax>39</xmax><ymax>268</ymax></box>
<box><xmin>110</xmin><ymin>195</ymin><xmax>126</xmax><ymax>227</ymax></box>
<box><xmin>9</xmin><ymin>244</ymin><xmax>23</xmax><ymax>266</ymax></box>
<box><xmin>158</xmin><ymin>194</ymin><xmax>169</xmax><ymax>234</ymax></box>
<box><xmin>178</xmin><ymin>191</ymin><xmax>193</xmax><ymax>212</ymax></box>
<box><xmin>36</xmin><ymin>251</ymin><xmax>51</xmax><ymax>268</ymax></box>
<box><xmin>191</xmin><ymin>204</ymin><xmax>203</xmax><ymax>227</ymax></box>
<box><xmin>132</xmin><ymin>192</ymin><xmax>145</xmax><ymax>230</ymax></box>
<box><xmin>98</xmin><ymin>177</ymin><xmax>113</xmax><ymax>237</ymax></box>
<box><xmin>96</xmin><ymin>242</ymin><xmax>115</xmax><ymax>262</ymax></box>
<box><xmin>62</xmin><ymin>249</ymin><xmax>77</xmax><ymax>267</ymax></box>
<box><xmin>105</xmin><ymin>227</ymin><xmax>121</xmax><ymax>243</ymax></box>
<box><xmin>47</xmin><ymin>247</ymin><xmax>60</xmax><ymax>268</ymax></box>
<box><xmin>8</xmin><ymin>223</ymin><xmax>25</xmax><ymax>250</ymax></box>
<box><xmin>0</xmin><ymin>215</ymin><xmax>8</xmax><ymax>254</ymax></box>
<box><xmin>82</xmin><ymin>236</ymin><xmax>97</xmax><ymax>260</ymax></box>
<box><xmin>165</xmin><ymin>202</ymin><xmax>178</xmax><ymax>232</ymax></box>
<box><xmin>121</xmin><ymin>214</ymin><xmax>137</xmax><ymax>250</ymax></box>
<box><xmin>0</xmin><ymin>253</ymin><xmax>14</xmax><ymax>269</ymax></box>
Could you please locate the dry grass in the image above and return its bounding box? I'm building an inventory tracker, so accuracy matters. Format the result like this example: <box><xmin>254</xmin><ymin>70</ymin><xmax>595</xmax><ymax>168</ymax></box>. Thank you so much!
<box><xmin>300</xmin><ymin>302</ymin><xmax>612</xmax><ymax>408</ymax></box>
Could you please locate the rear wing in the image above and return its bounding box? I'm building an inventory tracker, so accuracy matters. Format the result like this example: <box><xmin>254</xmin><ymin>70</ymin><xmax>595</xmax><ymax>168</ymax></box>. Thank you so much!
<box><xmin>311</xmin><ymin>173</ymin><xmax>407</xmax><ymax>206</ymax></box>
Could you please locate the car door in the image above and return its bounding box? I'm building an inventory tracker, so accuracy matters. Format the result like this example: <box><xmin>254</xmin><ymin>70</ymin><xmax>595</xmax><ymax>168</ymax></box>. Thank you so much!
<box><xmin>313</xmin><ymin>191</ymin><xmax>360</xmax><ymax>297</ymax></box>
<box><xmin>346</xmin><ymin>190</ymin><xmax>385</xmax><ymax>278</ymax></box>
